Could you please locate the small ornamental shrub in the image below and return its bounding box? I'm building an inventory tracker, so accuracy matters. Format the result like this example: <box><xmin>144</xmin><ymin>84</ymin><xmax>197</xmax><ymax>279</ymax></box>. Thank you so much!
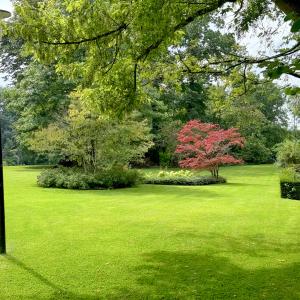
<box><xmin>176</xmin><ymin>120</ymin><xmax>245</xmax><ymax>178</ymax></box>
<box><xmin>38</xmin><ymin>167</ymin><xmax>142</xmax><ymax>189</ymax></box>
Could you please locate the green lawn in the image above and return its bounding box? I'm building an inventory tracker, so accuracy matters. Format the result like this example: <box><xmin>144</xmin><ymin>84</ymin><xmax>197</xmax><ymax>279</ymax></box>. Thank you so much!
<box><xmin>0</xmin><ymin>165</ymin><xmax>300</xmax><ymax>299</ymax></box>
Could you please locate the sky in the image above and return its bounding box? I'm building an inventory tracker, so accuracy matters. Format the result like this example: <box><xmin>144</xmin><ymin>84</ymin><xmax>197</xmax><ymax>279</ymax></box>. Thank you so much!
<box><xmin>1</xmin><ymin>0</ymin><xmax>13</xmax><ymax>13</ymax></box>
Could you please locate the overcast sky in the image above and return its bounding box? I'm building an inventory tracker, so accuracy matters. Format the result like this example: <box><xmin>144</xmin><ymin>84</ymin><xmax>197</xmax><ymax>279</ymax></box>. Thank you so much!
<box><xmin>1</xmin><ymin>0</ymin><xmax>13</xmax><ymax>13</ymax></box>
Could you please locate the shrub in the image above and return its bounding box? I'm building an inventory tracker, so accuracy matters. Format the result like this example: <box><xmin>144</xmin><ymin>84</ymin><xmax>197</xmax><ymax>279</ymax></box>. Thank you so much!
<box><xmin>159</xmin><ymin>151</ymin><xmax>173</xmax><ymax>168</ymax></box>
<box><xmin>280</xmin><ymin>182</ymin><xmax>300</xmax><ymax>200</ymax></box>
<box><xmin>239</xmin><ymin>137</ymin><xmax>273</xmax><ymax>164</ymax></box>
<box><xmin>279</xmin><ymin>168</ymin><xmax>300</xmax><ymax>200</ymax></box>
<box><xmin>157</xmin><ymin>170</ymin><xmax>194</xmax><ymax>178</ymax></box>
<box><xmin>94</xmin><ymin>167</ymin><xmax>143</xmax><ymax>189</ymax></box>
<box><xmin>144</xmin><ymin>174</ymin><xmax>226</xmax><ymax>185</ymax></box>
<box><xmin>276</xmin><ymin>139</ymin><xmax>300</xmax><ymax>168</ymax></box>
<box><xmin>279</xmin><ymin>167</ymin><xmax>300</xmax><ymax>183</ymax></box>
<box><xmin>37</xmin><ymin>167</ymin><xmax>142</xmax><ymax>189</ymax></box>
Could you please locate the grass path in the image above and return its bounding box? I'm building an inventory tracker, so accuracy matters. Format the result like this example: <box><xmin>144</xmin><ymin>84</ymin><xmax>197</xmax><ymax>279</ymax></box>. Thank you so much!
<box><xmin>0</xmin><ymin>165</ymin><xmax>300</xmax><ymax>299</ymax></box>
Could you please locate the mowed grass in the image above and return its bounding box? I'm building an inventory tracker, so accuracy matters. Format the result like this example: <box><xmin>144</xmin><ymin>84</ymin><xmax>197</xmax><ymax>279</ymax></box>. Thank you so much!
<box><xmin>0</xmin><ymin>165</ymin><xmax>300</xmax><ymax>300</ymax></box>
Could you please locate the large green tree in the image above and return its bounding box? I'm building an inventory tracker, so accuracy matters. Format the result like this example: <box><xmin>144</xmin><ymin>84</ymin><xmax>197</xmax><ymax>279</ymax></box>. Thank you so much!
<box><xmin>0</xmin><ymin>61</ymin><xmax>75</xmax><ymax>164</ymax></box>
<box><xmin>5</xmin><ymin>0</ymin><xmax>299</xmax><ymax>111</ymax></box>
<box><xmin>28</xmin><ymin>101</ymin><xmax>154</xmax><ymax>172</ymax></box>
<box><xmin>207</xmin><ymin>70</ymin><xmax>288</xmax><ymax>163</ymax></box>
<box><xmin>3</xmin><ymin>62</ymin><xmax>75</xmax><ymax>145</ymax></box>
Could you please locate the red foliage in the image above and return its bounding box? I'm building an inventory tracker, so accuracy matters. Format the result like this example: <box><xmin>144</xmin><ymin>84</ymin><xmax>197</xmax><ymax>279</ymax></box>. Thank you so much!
<box><xmin>175</xmin><ymin>120</ymin><xmax>245</xmax><ymax>177</ymax></box>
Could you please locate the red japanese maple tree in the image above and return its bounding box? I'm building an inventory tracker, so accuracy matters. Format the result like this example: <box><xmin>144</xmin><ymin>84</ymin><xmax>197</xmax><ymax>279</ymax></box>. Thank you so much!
<box><xmin>175</xmin><ymin>120</ymin><xmax>245</xmax><ymax>178</ymax></box>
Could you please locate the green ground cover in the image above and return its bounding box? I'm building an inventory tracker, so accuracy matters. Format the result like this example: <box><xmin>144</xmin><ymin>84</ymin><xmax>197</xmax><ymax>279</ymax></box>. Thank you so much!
<box><xmin>0</xmin><ymin>165</ymin><xmax>300</xmax><ymax>299</ymax></box>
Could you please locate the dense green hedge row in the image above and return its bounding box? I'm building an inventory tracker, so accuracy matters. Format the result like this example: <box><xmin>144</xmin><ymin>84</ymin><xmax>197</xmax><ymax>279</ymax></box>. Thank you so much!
<box><xmin>280</xmin><ymin>182</ymin><xmax>300</xmax><ymax>200</ymax></box>
<box><xmin>279</xmin><ymin>167</ymin><xmax>300</xmax><ymax>200</ymax></box>
<box><xmin>37</xmin><ymin>167</ymin><xmax>141</xmax><ymax>189</ymax></box>
<box><xmin>144</xmin><ymin>176</ymin><xmax>226</xmax><ymax>185</ymax></box>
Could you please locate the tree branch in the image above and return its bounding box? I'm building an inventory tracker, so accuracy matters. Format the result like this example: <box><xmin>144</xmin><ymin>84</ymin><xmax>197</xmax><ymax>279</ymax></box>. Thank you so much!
<box><xmin>186</xmin><ymin>41</ymin><xmax>300</xmax><ymax>74</ymax></box>
<box><xmin>136</xmin><ymin>0</ymin><xmax>236</xmax><ymax>62</ymax></box>
<box><xmin>40</xmin><ymin>23</ymin><xmax>128</xmax><ymax>45</ymax></box>
<box><xmin>286</xmin><ymin>72</ymin><xmax>300</xmax><ymax>79</ymax></box>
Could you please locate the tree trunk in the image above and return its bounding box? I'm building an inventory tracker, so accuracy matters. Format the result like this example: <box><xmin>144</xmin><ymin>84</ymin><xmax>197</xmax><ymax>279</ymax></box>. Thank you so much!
<box><xmin>210</xmin><ymin>166</ymin><xmax>219</xmax><ymax>178</ymax></box>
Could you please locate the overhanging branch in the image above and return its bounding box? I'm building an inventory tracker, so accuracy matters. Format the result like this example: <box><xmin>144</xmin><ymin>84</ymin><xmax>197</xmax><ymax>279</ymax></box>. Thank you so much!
<box><xmin>183</xmin><ymin>41</ymin><xmax>300</xmax><ymax>75</ymax></box>
<box><xmin>40</xmin><ymin>23</ymin><xmax>128</xmax><ymax>45</ymax></box>
<box><xmin>136</xmin><ymin>0</ymin><xmax>236</xmax><ymax>62</ymax></box>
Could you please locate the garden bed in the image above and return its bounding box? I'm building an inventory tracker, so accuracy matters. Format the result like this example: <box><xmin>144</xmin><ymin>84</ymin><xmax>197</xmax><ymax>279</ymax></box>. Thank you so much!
<box><xmin>144</xmin><ymin>170</ymin><xmax>226</xmax><ymax>185</ymax></box>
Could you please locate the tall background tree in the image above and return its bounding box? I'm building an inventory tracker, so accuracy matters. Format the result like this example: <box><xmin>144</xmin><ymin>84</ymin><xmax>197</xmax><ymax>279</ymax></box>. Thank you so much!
<box><xmin>0</xmin><ymin>0</ymin><xmax>296</xmax><ymax>166</ymax></box>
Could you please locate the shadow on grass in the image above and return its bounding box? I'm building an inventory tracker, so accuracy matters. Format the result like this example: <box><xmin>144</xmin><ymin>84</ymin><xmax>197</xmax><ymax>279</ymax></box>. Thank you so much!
<box><xmin>5</xmin><ymin>255</ymin><xmax>100</xmax><ymax>300</ymax></box>
<box><xmin>5</xmin><ymin>230</ymin><xmax>300</xmax><ymax>300</ymax></box>
<box><xmin>225</xmin><ymin>182</ymin><xmax>259</xmax><ymax>187</ymax></box>
<box><xmin>58</xmin><ymin>184</ymin><xmax>221</xmax><ymax>200</ymax></box>
<box><xmin>172</xmin><ymin>232</ymin><xmax>300</xmax><ymax>257</ymax></box>
<box><xmin>127</xmin><ymin>250</ymin><xmax>300</xmax><ymax>299</ymax></box>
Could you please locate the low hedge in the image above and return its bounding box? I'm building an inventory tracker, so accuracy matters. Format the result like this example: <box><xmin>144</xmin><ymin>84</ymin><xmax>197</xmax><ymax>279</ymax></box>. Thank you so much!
<box><xmin>144</xmin><ymin>176</ymin><xmax>226</xmax><ymax>186</ymax></box>
<box><xmin>37</xmin><ymin>167</ymin><xmax>142</xmax><ymax>189</ymax></box>
<box><xmin>280</xmin><ymin>182</ymin><xmax>300</xmax><ymax>200</ymax></box>
<box><xmin>279</xmin><ymin>167</ymin><xmax>300</xmax><ymax>200</ymax></box>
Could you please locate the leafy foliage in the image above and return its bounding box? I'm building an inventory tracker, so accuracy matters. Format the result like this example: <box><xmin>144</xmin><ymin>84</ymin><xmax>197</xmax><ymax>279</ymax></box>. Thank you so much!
<box><xmin>280</xmin><ymin>181</ymin><xmax>300</xmax><ymax>200</ymax></box>
<box><xmin>144</xmin><ymin>175</ymin><xmax>226</xmax><ymax>186</ymax></box>
<box><xmin>2</xmin><ymin>62</ymin><xmax>75</xmax><ymax>145</ymax></box>
<box><xmin>238</xmin><ymin>136</ymin><xmax>272</xmax><ymax>164</ymax></box>
<box><xmin>0</xmin><ymin>1</ymin><xmax>293</xmax><ymax>168</ymax></box>
<box><xmin>279</xmin><ymin>167</ymin><xmax>300</xmax><ymax>183</ymax></box>
<box><xmin>207</xmin><ymin>71</ymin><xmax>288</xmax><ymax>163</ymax></box>
<box><xmin>28</xmin><ymin>102</ymin><xmax>153</xmax><ymax>172</ymax></box>
<box><xmin>176</xmin><ymin>120</ymin><xmax>244</xmax><ymax>177</ymax></box>
<box><xmin>276</xmin><ymin>139</ymin><xmax>300</xmax><ymax>167</ymax></box>
<box><xmin>6</xmin><ymin>0</ymin><xmax>236</xmax><ymax>113</ymax></box>
<box><xmin>37</xmin><ymin>167</ymin><xmax>142</xmax><ymax>189</ymax></box>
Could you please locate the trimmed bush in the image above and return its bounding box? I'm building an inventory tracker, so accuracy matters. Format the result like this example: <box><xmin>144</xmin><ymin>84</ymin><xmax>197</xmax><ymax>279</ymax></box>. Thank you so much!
<box><xmin>37</xmin><ymin>167</ymin><xmax>142</xmax><ymax>189</ymax></box>
<box><xmin>280</xmin><ymin>182</ymin><xmax>300</xmax><ymax>200</ymax></box>
<box><xmin>144</xmin><ymin>175</ymin><xmax>226</xmax><ymax>185</ymax></box>
<box><xmin>279</xmin><ymin>167</ymin><xmax>300</xmax><ymax>200</ymax></box>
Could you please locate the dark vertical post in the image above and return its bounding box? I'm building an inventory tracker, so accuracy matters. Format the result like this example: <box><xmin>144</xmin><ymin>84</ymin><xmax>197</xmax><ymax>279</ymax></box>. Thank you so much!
<box><xmin>0</xmin><ymin>9</ymin><xmax>10</xmax><ymax>255</ymax></box>
<box><xmin>0</xmin><ymin>118</ymin><xmax>5</xmax><ymax>254</ymax></box>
